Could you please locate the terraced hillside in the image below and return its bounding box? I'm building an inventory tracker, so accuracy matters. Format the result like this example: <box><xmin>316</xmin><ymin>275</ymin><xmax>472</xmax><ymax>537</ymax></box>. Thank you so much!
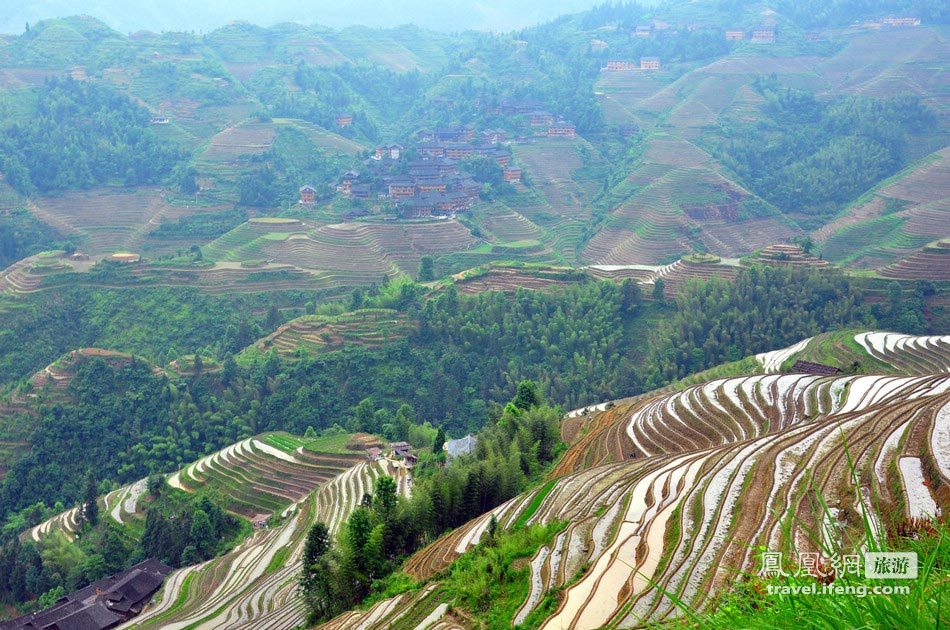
<box><xmin>193</xmin><ymin>118</ymin><xmax>367</xmax><ymax>197</ymax></box>
<box><xmin>878</xmin><ymin>238</ymin><xmax>950</xmax><ymax>281</ymax></box>
<box><xmin>327</xmin><ymin>333</ymin><xmax>949</xmax><ymax>628</ymax></box>
<box><xmin>582</xmin><ymin>138</ymin><xmax>796</xmax><ymax>265</ymax></box>
<box><xmin>745</xmin><ymin>243</ymin><xmax>832</xmax><ymax>269</ymax></box>
<box><xmin>131</xmin><ymin>453</ymin><xmax>411</xmax><ymax>629</ymax></box>
<box><xmin>249</xmin><ymin>309</ymin><xmax>414</xmax><ymax>357</ymax></box>
<box><xmin>453</xmin><ymin>264</ymin><xmax>585</xmax><ymax>294</ymax></box>
<box><xmin>27</xmin><ymin>188</ymin><xmax>229</xmax><ymax>257</ymax></box>
<box><xmin>204</xmin><ymin>218</ymin><xmax>480</xmax><ymax>283</ymax></box>
<box><xmin>20</xmin><ymin>347</ymin><xmax>164</xmax><ymax>405</ymax></box>
<box><xmin>510</xmin><ymin>137</ymin><xmax>603</xmax><ymax>259</ymax></box>
<box><xmin>817</xmin><ymin>148</ymin><xmax>950</xmax><ymax>268</ymax></box>
<box><xmin>22</xmin><ymin>432</ymin><xmax>366</xmax><ymax>545</ymax></box>
<box><xmin>166</xmin><ymin>434</ymin><xmax>365</xmax><ymax>518</ymax></box>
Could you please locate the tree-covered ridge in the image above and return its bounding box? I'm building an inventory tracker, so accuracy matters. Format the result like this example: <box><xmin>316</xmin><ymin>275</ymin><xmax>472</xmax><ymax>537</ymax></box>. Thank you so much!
<box><xmin>0</xmin><ymin>77</ymin><xmax>183</xmax><ymax>194</ymax></box>
<box><xmin>713</xmin><ymin>79</ymin><xmax>937</xmax><ymax>222</ymax></box>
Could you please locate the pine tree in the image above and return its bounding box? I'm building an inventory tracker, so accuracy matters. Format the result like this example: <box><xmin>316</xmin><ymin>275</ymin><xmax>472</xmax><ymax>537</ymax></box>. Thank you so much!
<box><xmin>304</xmin><ymin>522</ymin><xmax>330</xmax><ymax>567</ymax></box>
<box><xmin>433</xmin><ymin>427</ymin><xmax>446</xmax><ymax>453</ymax></box>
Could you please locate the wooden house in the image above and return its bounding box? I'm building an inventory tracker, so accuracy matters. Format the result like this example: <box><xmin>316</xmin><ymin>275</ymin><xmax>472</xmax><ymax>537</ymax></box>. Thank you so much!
<box><xmin>481</xmin><ymin>129</ymin><xmax>506</xmax><ymax>144</ymax></box>
<box><xmin>386</xmin><ymin>178</ymin><xmax>416</xmax><ymax>199</ymax></box>
<box><xmin>605</xmin><ymin>60</ymin><xmax>638</xmax><ymax>71</ymax></box>
<box><xmin>529</xmin><ymin>110</ymin><xmax>555</xmax><ymax>126</ymax></box>
<box><xmin>298</xmin><ymin>184</ymin><xmax>317</xmax><ymax>204</ymax></box>
<box><xmin>640</xmin><ymin>57</ymin><xmax>661</xmax><ymax>70</ymax></box>
<box><xmin>725</xmin><ymin>30</ymin><xmax>745</xmax><ymax>41</ymax></box>
<box><xmin>443</xmin><ymin>143</ymin><xmax>475</xmax><ymax>160</ymax></box>
<box><xmin>548</xmin><ymin>121</ymin><xmax>577</xmax><ymax>138</ymax></box>
<box><xmin>503</xmin><ymin>167</ymin><xmax>523</xmax><ymax>183</ymax></box>
<box><xmin>335</xmin><ymin>113</ymin><xmax>353</xmax><ymax>127</ymax></box>
<box><xmin>751</xmin><ymin>28</ymin><xmax>775</xmax><ymax>43</ymax></box>
<box><xmin>634</xmin><ymin>24</ymin><xmax>653</xmax><ymax>38</ymax></box>
<box><xmin>883</xmin><ymin>16</ymin><xmax>920</xmax><ymax>27</ymax></box>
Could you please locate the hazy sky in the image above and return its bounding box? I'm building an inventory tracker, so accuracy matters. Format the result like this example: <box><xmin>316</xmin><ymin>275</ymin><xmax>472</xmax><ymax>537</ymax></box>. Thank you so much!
<box><xmin>1</xmin><ymin>0</ymin><xmax>648</xmax><ymax>35</ymax></box>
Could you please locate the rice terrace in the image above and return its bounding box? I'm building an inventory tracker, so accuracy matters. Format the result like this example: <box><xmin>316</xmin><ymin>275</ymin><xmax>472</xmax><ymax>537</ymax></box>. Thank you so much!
<box><xmin>0</xmin><ymin>1</ymin><xmax>948</xmax><ymax>629</ymax></box>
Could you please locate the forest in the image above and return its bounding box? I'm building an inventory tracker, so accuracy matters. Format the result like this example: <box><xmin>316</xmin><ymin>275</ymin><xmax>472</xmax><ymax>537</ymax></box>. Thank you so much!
<box><xmin>0</xmin><ymin>266</ymin><xmax>888</xmax><ymax>524</ymax></box>
<box><xmin>0</xmin><ymin>78</ymin><xmax>183</xmax><ymax>194</ymax></box>
<box><xmin>714</xmin><ymin>79</ymin><xmax>937</xmax><ymax>223</ymax></box>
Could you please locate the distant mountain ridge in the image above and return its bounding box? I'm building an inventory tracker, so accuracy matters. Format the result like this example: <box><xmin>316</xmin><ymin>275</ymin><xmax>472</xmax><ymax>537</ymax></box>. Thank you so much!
<box><xmin>2</xmin><ymin>0</ymin><xmax>614</xmax><ymax>35</ymax></box>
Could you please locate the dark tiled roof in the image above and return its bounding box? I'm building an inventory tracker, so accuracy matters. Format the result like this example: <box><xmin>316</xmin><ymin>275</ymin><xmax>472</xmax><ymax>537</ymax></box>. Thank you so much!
<box><xmin>791</xmin><ymin>360</ymin><xmax>841</xmax><ymax>375</ymax></box>
<box><xmin>0</xmin><ymin>560</ymin><xmax>172</xmax><ymax>630</ymax></box>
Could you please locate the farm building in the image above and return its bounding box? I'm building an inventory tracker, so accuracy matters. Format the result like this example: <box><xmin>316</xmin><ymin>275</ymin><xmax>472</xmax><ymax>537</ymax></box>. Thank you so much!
<box><xmin>883</xmin><ymin>16</ymin><xmax>920</xmax><ymax>26</ymax></box>
<box><xmin>489</xmin><ymin>148</ymin><xmax>512</xmax><ymax>166</ymax></box>
<box><xmin>335</xmin><ymin>113</ymin><xmax>354</xmax><ymax>127</ymax></box>
<box><xmin>0</xmin><ymin>559</ymin><xmax>173</xmax><ymax>630</ymax></box>
<box><xmin>366</xmin><ymin>446</ymin><xmax>382</xmax><ymax>460</ymax></box>
<box><xmin>351</xmin><ymin>183</ymin><xmax>374</xmax><ymax>199</ymax></box>
<box><xmin>634</xmin><ymin>24</ymin><xmax>653</xmax><ymax>37</ymax></box>
<box><xmin>751</xmin><ymin>28</ymin><xmax>775</xmax><ymax>43</ymax></box>
<box><xmin>499</xmin><ymin>98</ymin><xmax>544</xmax><ymax>115</ymax></box>
<box><xmin>548</xmin><ymin>121</ymin><xmax>577</xmax><ymax>138</ymax></box>
<box><xmin>251</xmin><ymin>514</ymin><xmax>270</xmax><ymax>528</ymax></box>
<box><xmin>149</xmin><ymin>115</ymin><xmax>170</xmax><ymax>124</ymax></box>
<box><xmin>298</xmin><ymin>184</ymin><xmax>317</xmax><ymax>204</ymax></box>
<box><xmin>604</xmin><ymin>60</ymin><xmax>639</xmax><ymax>71</ymax></box>
<box><xmin>791</xmin><ymin>360</ymin><xmax>842</xmax><ymax>376</ymax></box>
<box><xmin>337</xmin><ymin>171</ymin><xmax>359</xmax><ymax>195</ymax></box>
<box><xmin>725</xmin><ymin>29</ymin><xmax>745</xmax><ymax>40</ymax></box>
<box><xmin>640</xmin><ymin>57</ymin><xmax>661</xmax><ymax>70</ymax></box>
<box><xmin>444</xmin><ymin>434</ymin><xmax>478</xmax><ymax>460</ymax></box>
<box><xmin>503</xmin><ymin>167</ymin><xmax>523</xmax><ymax>183</ymax></box>
<box><xmin>390</xmin><ymin>441</ymin><xmax>412</xmax><ymax>458</ymax></box>
<box><xmin>433</xmin><ymin>127</ymin><xmax>473</xmax><ymax>142</ymax></box>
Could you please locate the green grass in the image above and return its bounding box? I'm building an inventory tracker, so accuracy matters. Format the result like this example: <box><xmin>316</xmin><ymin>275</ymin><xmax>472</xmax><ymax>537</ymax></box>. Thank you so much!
<box><xmin>301</xmin><ymin>432</ymin><xmax>361</xmax><ymax>455</ymax></box>
<box><xmin>677</xmin><ymin>523</ymin><xmax>949</xmax><ymax>629</ymax></box>
<box><xmin>265</xmin><ymin>545</ymin><xmax>291</xmax><ymax>574</ymax></box>
<box><xmin>436</xmin><ymin>520</ymin><xmax>568</xmax><ymax>628</ymax></box>
<box><xmin>261</xmin><ymin>432</ymin><xmax>306</xmax><ymax>452</ymax></box>
<box><xmin>512</xmin><ymin>480</ymin><xmax>557</xmax><ymax>530</ymax></box>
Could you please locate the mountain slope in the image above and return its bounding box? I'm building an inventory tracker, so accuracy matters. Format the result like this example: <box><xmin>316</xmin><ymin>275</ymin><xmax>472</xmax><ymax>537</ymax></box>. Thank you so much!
<box><xmin>327</xmin><ymin>332</ymin><xmax>949</xmax><ymax>628</ymax></box>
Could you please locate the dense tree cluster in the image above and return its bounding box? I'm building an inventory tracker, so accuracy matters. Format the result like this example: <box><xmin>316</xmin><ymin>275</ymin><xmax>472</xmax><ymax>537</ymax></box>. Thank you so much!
<box><xmin>301</xmin><ymin>387</ymin><xmax>561</xmax><ymax>622</ymax></box>
<box><xmin>645</xmin><ymin>265</ymin><xmax>872</xmax><ymax>384</ymax></box>
<box><xmin>0</xmin><ymin>78</ymin><xmax>183</xmax><ymax>194</ymax></box>
<box><xmin>0</xmin><ymin>483</ymin><xmax>239</xmax><ymax>609</ymax></box>
<box><xmin>715</xmin><ymin>80</ymin><xmax>936</xmax><ymax>221</ymax></box>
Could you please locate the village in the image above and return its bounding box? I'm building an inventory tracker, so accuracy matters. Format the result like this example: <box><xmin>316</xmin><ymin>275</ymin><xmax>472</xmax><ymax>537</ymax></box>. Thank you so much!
<box><xmin>298</xmin><ymin>105</ymin><xmax>579</xmax><ymax>219</ymax></box>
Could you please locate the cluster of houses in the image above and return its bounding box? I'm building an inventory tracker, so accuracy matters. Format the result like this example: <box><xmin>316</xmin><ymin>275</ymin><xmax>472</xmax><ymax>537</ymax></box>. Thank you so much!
<box><xmin>628</xmin><ymin>20</ymin><xmax>778</xmax><ymax>44</ymax></box>
<box><xmin>482</xmin><ymin>99</ymin><xmax>578</xmax><ymax>138</ymax></box>
<box><xmin>367</xmin><ymin>441</ymin><xmax>418</xmax><ymax>466</ymax></box>
<box><xmin>299</xmin><ymin>124</ymin><xmax>535</xmax><ymax>217</ymax></box>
